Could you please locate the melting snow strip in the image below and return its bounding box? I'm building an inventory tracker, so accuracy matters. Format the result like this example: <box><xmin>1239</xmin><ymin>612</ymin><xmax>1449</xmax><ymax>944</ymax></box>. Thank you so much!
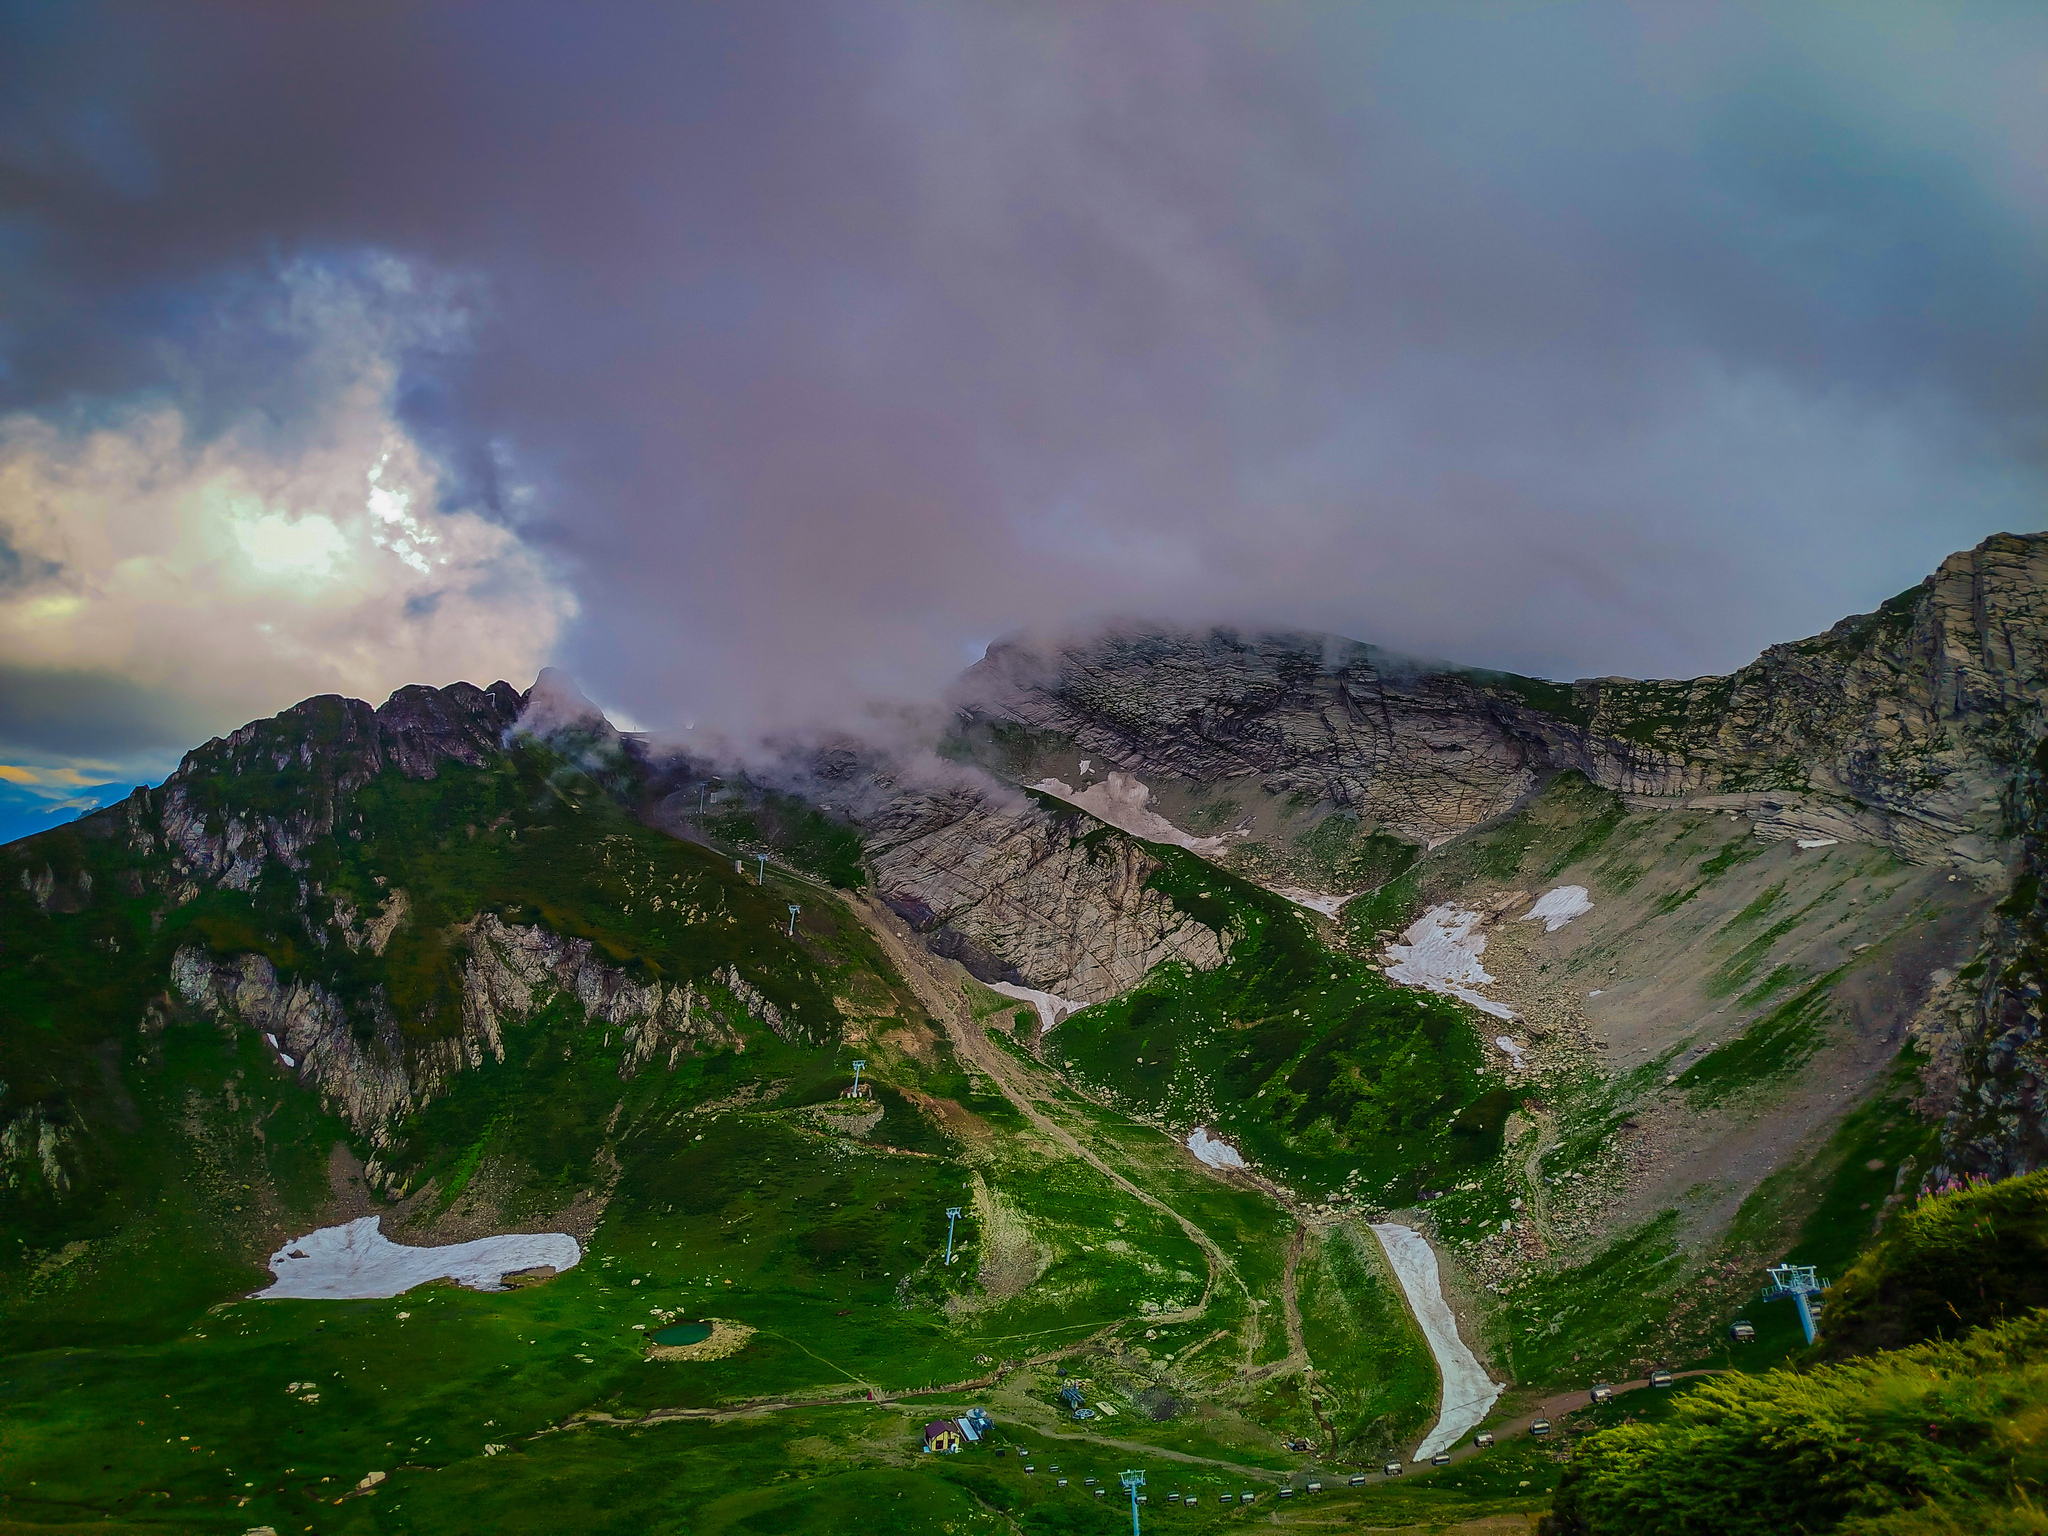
<box><xmin>1029</xmin><ymin>772</ymin><xmax>1232</xmax><ymax>857</ymax></box>
<box><xmin>1383</xmin><ymin>905</ymin><xmax>1517</xmax><ymax>1020</ymax></box>
<box><xmin>1370</xmin><ymin>1223</ymin><xmax>1502</xmax><ymax>1459</ymax></box>
<box><xmin>1263</xmin><ymin>884</ymin><xmax>1362</xmax><ymax>918</ymax></box>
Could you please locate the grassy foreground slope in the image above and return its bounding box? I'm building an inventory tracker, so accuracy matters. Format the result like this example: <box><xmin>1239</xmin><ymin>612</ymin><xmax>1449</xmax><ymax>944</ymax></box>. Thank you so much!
<box><xmin>1543</xmin><ymin>1174</ymin><xmax>2048</xmax><ymax>1535</ymax></box>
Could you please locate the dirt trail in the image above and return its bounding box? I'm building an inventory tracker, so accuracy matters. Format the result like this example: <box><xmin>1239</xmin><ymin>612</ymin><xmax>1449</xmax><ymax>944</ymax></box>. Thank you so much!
<box><xmin>1243</xmin><ymin>1221</ymin><xmax>1311</xmax><ymax>1383</ymax></box>
<box><xmin>852</xmin><ymin>894</ymin><xmax>1254</xmax><ymax>1339</ymax></box>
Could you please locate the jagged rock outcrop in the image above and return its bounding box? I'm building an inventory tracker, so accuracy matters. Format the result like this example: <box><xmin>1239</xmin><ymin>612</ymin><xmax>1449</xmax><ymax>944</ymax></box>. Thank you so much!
<box><xmin>865</xmin><ymin>780</ymin><xmax>1229</xmax><ymax>1004</ymax></box>
<box><xmin>141</xmin><ymin>681</ymin><xmax>527</xmax><ymax>892</ymax></box>
<box><xmin>460</xmin><ymin>915</ymin><xmax>751</xmax><ymax>1069</ymax></box>
<box><xmin>0</xmin><ymin>1107</ymin><xmax>73</xmax><ymax>1194</ymax></box>
<box><xmin>170</xmin><ymin>946</ymin><xmax>433</xmax><ymax>1140</ymax></box>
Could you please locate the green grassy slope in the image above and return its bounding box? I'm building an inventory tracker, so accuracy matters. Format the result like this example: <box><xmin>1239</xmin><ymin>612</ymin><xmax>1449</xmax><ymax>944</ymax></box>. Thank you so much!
<box><xmin>0</xmin><ymin>704</ymin><xmax>1476</xmax><ymax>1531</ymax></box>
<box><xmin>0</xmin><ymin>728</ymin><xmax>879</xmax><ymax>1337</ymax></box>
<box><xmin>1045</xmin><ymin>845</ymin><xmax>1506</xmax><ymax>1203</ymax></box>
<box><xmin>1542</xmin><ymin>1174</ymin><xmax>2048</xmax><ymax>1536</ymax></box>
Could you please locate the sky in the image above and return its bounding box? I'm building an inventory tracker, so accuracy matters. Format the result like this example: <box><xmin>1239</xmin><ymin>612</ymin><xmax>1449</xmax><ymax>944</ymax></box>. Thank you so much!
<box><xmin>0</xmin><ymin>1</ymin><xmax>2043</xmax><ymax>830</ymax></box>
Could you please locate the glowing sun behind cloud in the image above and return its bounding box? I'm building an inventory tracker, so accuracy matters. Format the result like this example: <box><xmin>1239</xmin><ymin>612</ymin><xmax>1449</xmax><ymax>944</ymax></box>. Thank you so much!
<box><xmin>0</xmin><ymin>256</ymin><xmax>574</xmax><ymax>762</ymax></box>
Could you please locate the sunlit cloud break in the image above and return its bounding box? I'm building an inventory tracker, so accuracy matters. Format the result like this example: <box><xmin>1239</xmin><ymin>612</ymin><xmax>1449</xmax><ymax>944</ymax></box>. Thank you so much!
<box><xmin>0</xmin><ymin>255</ymin><xmax>575</xmax><ymax>760</ymax></box>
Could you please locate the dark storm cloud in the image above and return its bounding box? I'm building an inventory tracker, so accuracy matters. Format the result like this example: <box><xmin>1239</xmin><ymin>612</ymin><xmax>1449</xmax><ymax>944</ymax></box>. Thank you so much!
<box><xmin>1</xmin><ymin>1</ymin><xmax>2042</xmax><ymax>746</ymax></box>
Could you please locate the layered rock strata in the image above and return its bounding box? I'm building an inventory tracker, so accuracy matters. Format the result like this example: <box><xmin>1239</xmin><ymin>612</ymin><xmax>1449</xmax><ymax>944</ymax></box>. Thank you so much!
<box><xmin>961</xmin><ymin>534</ymin><xmax>2048</xmax><ymax>877</ymax></box>
<box><xmin>864</xmin><ymin>781</ymin><xmax>1228</xmax><ymax>1005</ymax></box>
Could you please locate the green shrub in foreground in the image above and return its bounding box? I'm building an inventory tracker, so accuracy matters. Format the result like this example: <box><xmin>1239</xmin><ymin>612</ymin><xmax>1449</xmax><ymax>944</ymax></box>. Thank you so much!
<box><xmin>1542</xmin><ymin>1309</ymin><xmax>2048</xmax><ymax>1535</ymax></box>
<box><xmin>1815</xmin><ymin>1169</ymin><xmax>2048</xmax><ymax>1360</ymax></box>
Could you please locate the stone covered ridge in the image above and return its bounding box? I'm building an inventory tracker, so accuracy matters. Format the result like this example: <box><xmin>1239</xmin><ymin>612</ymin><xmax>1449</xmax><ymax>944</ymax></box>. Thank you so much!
<box><xmin>959</xmin><ymin>532</ymin><xmax>2048</xmax><ymax>875</ymax></box>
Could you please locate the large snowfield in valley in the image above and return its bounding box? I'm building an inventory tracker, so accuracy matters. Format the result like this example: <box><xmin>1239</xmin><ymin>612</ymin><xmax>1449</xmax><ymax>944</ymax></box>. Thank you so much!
<box><xmin>256</xmin><ymin>1217</ymin><xmax>582</xmax><ymax>1300</ymax></box>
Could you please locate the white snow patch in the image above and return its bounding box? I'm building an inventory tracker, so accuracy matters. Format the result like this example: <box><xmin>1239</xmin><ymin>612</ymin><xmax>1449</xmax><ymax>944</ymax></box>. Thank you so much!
<box><xmin>1370</xmin><ymin>1223</ymin><xmax>1502</xmax><ymax>1458</ymax></box>
<box><xmin>986</xmin><ymin>981</ymin><xmax>1086</xmax><ymax>1033</ymax></box>
<box><xmin>1031</xmin><ymin>772</ymin><xmax>1231</xmax><ymax>857</ymax></box>
<box><xmin>1383</xmin><ymin>906</ymin><xmax>1517</xmax><ymax>1020</ymax></box>
<box><xmin>1078</xmin><ymin>759</ymin><xmax>1091</xmax><ymax>774</ymax></box>
<box><xmin>1494</xmin><ymin>1036</ymin><xmax>1527</xmax><ymax>1066</ymax></box>
<box><xmin>1521</xmin><ymin>885</ymin><xmax>1592</xmax><ymax>932</ymax></box>
<box><xmin>1265</xmin><ymin>884</ymin><xmax>1360</xmax><ymax>918</ymax></box>
<box><xmin>280</xmin><ymin>1052</ymin><xmax>296</xmax><ymax>1068</ymax></box>
<box><xmin>255</xmin><ymin>1217</ymin><xmax>580</xmax><ymax>1300</ymax></box>
<box><xmin>1185</xmin><ymin>1127</ymin><xmax>1247</xmax><ymax>1170</ymax></box>
<box><xmin>1797</xmin><ymin>837</ymin><xmax>1840</xmax><ymax>849</ymax></box>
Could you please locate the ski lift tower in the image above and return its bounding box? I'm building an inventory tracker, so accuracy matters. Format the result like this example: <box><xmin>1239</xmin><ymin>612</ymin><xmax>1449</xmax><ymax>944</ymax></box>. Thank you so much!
<box><xmin>945</xmin><ymin>1207</ymin><xmax>963</xmax><ymax>1264</ymax></box>
<box><xmin>1119</xmin><ymin>1469</ymin><xmax>1146</xmax><ymax>1535</ymax></box>
<box><xmin>787</xmin><ymin>903</ymin><xmax>801</xmax><ymax>937</ymax></box>
<box><xmin>851</xmin><ymin>1059</ymin><xmax>866</xmax><ymax>1096</ymax></box>
<box><xmin>1762</xmin><ymin>1263</ymin><xmax>1831</xmax><ymax>1344</ymax></box>
<box><xmin>756</xmin><ymin>853</ymin><xmax>768</xmax><ymax>885</ymax></box>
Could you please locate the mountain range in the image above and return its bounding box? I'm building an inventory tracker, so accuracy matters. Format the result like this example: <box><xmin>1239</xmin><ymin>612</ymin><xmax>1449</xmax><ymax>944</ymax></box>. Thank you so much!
<box><xmin>4</xmin><ymin>533</ymin><xmax>2047</xmax><ymax>1535</ymax></box>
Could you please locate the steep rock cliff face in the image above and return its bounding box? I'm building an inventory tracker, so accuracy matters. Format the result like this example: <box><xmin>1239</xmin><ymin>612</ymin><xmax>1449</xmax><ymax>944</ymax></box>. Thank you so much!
<box><xmin>961</xmin><ymin>535</ymin><xmax>2048</xmax><ymax>877</ymax></box>
<box><xmin>1573</xmin><ymin>534</ymin><xmax>2048</xmax><ymax>872</ymax></box>
<box><xmin>864</xmin><ymin>781</ymin><xmax>1227</xmax><ymax>1004</ymax></box>
<box><xmin>962</xmin><ymin>628</ymin><xmax>1571</xmax><ymax>849</ymax></box>
<box><xmin>1921</xmin><ymin>735</ymin><xmax>2048</xmax><ymax>1183</ymax></box>
<box><xmin>168</xmin><ymin>913</ymin><xmax>755</xmax><ymax>1147</ymax></box>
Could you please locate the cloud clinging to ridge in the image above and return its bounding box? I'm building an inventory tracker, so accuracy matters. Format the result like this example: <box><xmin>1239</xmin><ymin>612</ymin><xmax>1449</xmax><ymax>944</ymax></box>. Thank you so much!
<box><xmin>0</xmin><ymin>1</ymin><xmax>2041</xmax><ymax>753</ymax></box>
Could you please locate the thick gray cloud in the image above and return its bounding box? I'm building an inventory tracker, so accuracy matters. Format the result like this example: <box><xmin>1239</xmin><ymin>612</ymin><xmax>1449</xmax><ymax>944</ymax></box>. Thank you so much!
<box><xmin>0</xmin><ymin>1</ymin><xmax>2041</xmax><ymax>751</ymax></box>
